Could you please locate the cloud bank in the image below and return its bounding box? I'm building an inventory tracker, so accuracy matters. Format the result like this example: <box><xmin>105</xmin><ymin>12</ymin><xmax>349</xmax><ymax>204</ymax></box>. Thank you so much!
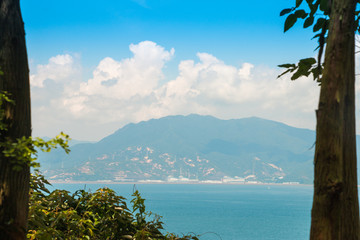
<box><xmin>31</xmin><ymin>41</ymin><xmax>321</xmax><ymax>141</ymax></box>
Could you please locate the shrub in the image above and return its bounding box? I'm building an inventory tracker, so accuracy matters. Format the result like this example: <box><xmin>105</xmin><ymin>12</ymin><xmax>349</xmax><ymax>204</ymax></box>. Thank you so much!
<box><xmin>28</xmin><ymin>172</ymin><xmax>198</xmax><ymax>240</ymax></box>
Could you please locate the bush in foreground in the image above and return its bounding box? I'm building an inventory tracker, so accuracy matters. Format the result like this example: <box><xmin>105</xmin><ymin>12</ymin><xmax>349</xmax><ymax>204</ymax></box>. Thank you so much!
<box><xmin>28</xmin><ymin>171</ymin><xmax>198</xmax><ymax>240</ymax></box>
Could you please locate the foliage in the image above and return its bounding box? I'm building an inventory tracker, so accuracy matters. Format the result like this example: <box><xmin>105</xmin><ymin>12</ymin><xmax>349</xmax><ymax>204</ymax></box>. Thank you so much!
<box><xmin>0</xmin><ymin>91</ymin><xmax>71</xmax><ymax>171</ymax></box>
<box><xmin>278</xmin><ymin>0</ymin><xmax>334</xmax><ymax>81</ymax></box>
<box><xmin>279</xmin><ymin>0</ymin><xmax>360</xmax><ymax>80</ymax></box>
<box><xmin>0</xmin><ymin>91</ymin><xmax>14</xmax><ymax>131</ymax></box>
<box><xmin>278</xmin><ymin>57</ymin><xmax>320</xmax><ymax>80</ymax></box>
<box><xmin>27</xmin><ymin>174</ymin><xmax>199</xmax><ymax>240</ymax></box>
<box><xmin>1</xmin><ymin>132</ymin><xmax>70</xmax><ymax>171</ymax></box>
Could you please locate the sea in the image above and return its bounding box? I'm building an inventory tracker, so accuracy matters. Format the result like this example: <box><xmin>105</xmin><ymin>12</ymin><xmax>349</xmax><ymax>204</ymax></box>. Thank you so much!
<box><xmin>50</xmin><ymin>183</ymin><xmax>313</xmax><ymax>240</ymax></box>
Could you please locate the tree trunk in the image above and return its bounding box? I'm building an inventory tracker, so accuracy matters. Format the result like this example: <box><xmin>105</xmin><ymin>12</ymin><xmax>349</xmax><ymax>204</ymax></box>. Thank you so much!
<box><xmin>310</xmin><ymin>0</ymin><xmax>360</xmax><ymax>239</ymax></box>
<box><xmin>0</xmin><ymin>0</ymin><xmax>31</xmax><ymax>239</ymax></box>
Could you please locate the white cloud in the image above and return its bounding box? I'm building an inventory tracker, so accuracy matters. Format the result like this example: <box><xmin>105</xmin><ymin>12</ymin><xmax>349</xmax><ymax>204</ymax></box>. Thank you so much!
<box><xmin>72</xmin><ymin>41</ymin><xmax>174</xmax><ymax>102</ymax></box>
<box><xmin>31</xmin><ymin>41</ymin><xmax>322</xmax><ymax>141</ymax></box>
<box><xmin>238</xmin><ymin>62</ymin><xmax>254</xmax><ymax>80</ymax></box>
<box><xmin>30</xmin><ymin>54</ymin><xmax>80</xmax><ymax>88</ymax></box>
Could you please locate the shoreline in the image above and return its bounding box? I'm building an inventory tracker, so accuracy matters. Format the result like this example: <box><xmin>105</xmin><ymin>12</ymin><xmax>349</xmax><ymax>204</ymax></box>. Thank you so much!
<box><xmin>49</xmin><ymin>180</ymin><xmax>312</xmax><ymax>186</ymax></box>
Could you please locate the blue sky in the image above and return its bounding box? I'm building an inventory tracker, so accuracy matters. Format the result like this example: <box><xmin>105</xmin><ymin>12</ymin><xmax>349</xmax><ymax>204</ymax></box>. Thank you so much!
<box><xmin>22</xmin><ymin>0</ymin><xmax>324</xmax><ymax>141</ymax></box>
<box><xmin>23</xmin><ymin>0</ymin><xmax>316</xmax><ymax>67</ymax></box>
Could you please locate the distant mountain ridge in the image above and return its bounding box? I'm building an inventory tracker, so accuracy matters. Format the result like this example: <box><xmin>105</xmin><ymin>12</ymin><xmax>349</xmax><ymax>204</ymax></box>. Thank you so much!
<box><xmin>38</xmin><ymin>114</ymin><xmax>330</xmax><ymax>184</ymax></box>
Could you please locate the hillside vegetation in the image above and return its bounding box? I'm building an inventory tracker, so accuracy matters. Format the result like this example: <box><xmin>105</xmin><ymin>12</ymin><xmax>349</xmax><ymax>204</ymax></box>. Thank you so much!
<box><xmin>36</xmin><ymin>114</ymin><xmax>334</xmax><ymax>184</ymax></box>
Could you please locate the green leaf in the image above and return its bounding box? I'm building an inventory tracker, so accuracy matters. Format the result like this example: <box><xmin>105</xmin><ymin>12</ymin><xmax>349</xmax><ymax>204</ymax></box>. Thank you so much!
<box><xmin>291</xmin><ymin>69</ymin><xmax>305</xmax><ymax>80</ymax></box>
<box><xmin>303</xmin><ymin>16</ymin><xmax>314</xmax><ymax>28</ymax></box>
<box><xmin>291</xmin><ymin>59</ymin><xmax>314</xmax><ymax>80</ymax></box>
<box><xmin>280</xmin><ymin>8</ymin><xmax>293</xmax><ymax>16</ymax></box>
<box><xmin>319</xmin><ymin>0</ymin><xmax>331</xmax><ymax>14</ymax></box>
<box><xmin>311</xmin><ymin>66</ymin><xmax>322</xmax><ymax>81</ymax></box>
<box><xmin>309</xmin><ymin>1</ymin><xmax>319</xmax><ymax>15</ymax></box>
<box><xmin>294</xmin><ymin>9</ymin><xmax>308</xmax><ymax>19</ymax></box>
<box><xmin>296</xmin><ymin>0</ymin><xmax>303</xmax><ymax>7</ymax></box>
<box><xmin>277</xmin><ymin>69</ymin><xmax>292</xmax><ymax>78</ymax></box>
<box><xmin>278</xmin><ymin>63</ymin><xmax>296</xmax><ymax>68</ymax></box>
<box><xmin>299</xmin><ymin>57</ymin><xmax>316</xmax><ymax>65</ymax></box>
<box><xmin>312</xmin><ymin>32</ymin><xmax>322</xmax><ymax>40</ymax></box>
<box><xmin>284</xmin><ymin>14</ymin><xmax>297</xmax><ymax>32</ymax></box>
<box><xmin>313</xmin><ymin>18</ymin><xmax>326</xmax><ymax>32</ymax></box>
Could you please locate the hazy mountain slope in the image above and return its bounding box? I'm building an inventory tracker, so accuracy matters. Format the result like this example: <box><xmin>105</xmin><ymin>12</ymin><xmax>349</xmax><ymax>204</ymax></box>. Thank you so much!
<box><xmin>38</xmin><ymin>114</ymin><xmax>320</xmax><ymax>183</ymax></box>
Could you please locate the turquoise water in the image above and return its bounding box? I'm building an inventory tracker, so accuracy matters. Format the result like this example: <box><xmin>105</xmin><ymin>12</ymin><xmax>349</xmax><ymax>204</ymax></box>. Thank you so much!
<box><xmin>50</xmin><ymin>184</ymin><xmax>313</xmax><ymax>240</ymax></box>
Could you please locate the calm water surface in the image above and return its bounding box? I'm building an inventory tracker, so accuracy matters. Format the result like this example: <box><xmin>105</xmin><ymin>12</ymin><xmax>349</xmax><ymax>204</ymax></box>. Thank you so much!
<box><xmin>50</xmin><ymin>184</ymin><xmax>313</xmax><ymax>240</ymax></box>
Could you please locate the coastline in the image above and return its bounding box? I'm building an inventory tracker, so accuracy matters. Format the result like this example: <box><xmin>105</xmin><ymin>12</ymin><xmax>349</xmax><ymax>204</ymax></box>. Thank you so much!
<box><xmin>49</xmin><ymin>180</ymin><xmax>312</xmax><ymax>186</ymax></box>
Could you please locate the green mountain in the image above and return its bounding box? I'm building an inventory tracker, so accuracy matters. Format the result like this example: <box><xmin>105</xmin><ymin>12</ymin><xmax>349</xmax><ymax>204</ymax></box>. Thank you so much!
<box><xmin>38</xmin><ymin>114</ymin><xmax>320</xmax><ymax>183</ymax></box>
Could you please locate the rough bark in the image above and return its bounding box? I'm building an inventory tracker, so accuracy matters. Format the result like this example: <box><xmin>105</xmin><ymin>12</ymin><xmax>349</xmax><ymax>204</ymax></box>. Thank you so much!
<box><xmin>0</xmin><ymin>0</ymin><xmax>31</xmax><ymax>239</ymax></box>
<box><xmin>310</xmin><ymin>0</ymin><xmax>360</xmax><ymax>239</ymax></box>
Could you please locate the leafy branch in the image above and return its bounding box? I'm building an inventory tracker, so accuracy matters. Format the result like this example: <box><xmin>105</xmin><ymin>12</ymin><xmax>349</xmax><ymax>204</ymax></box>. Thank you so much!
<box><xmin>278</xmin><ymin>0</ymin><xmax>331</xmax><ymax>81</ymax></box>
<box><xmin>28</xmin><ymin>180</ymin><xmax>200</xmax><ymax>240</ymax></box>
<box><xmin>0</xmin><ymin>92</ymin><xmax>70</xmax><ymax>170</ymax></box>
